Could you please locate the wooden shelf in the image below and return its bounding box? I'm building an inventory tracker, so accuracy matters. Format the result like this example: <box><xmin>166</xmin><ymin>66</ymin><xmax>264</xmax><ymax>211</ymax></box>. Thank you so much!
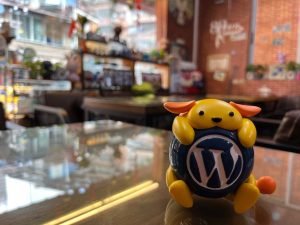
<box><xmin>82</xmin><ymin>52</ymin><xmax>169</xmax><ymax>66</ymax></box>
<box><xmin>81</xmin><ymin>52</ymin><xmax>170</xmax><ymax>91</ymax></box>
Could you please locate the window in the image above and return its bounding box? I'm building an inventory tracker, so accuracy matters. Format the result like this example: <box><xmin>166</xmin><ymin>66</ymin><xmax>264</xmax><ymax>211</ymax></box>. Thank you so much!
<box><xmin>12</xmin><ymin>9</ymin><xmax>71</xmax><ymax>48</ymax></box>
<box><xmin>33</xmin><ymin>16</ymin><xmax>45</xmax><ymax>42</ymax></box>
<box><xmin>16</xmin><ymin>14</ymin><xmax>31</xmax><ymax>40</ymax></box>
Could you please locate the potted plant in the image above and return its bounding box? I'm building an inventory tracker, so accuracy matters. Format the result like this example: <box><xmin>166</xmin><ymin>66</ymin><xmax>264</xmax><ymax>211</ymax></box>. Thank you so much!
<box><xmin>246</xmin><ymin>64</ymin><xmax>268</xmax><ymax>80</ymax></box>
<box><xmin>285</xmin><ymin>61</ymin><xmax>300</xmax><ymax>80</ymax></box>
<box><xmin>246</xmin><ymin>64</ymin><xmax>256</xmax><ymax>80</ymax></box>
<box><xmin>255</xmin><ymin>64</ymin><xmax>267</xmax><ymax>79</ymax></box>
<box><xmin>246</xmin><ymin>64</ymin><xmax>267</xmax><ymax>80</ymax></box>
<box><xmin>23</xmin><ymin>60</ymin><xmax>44</xmax><ymax>79</ymax></box>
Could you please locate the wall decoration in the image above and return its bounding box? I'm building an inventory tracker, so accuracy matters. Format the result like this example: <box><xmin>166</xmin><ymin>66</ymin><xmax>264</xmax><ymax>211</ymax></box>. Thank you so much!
<box><xmin>246</xmin><ymin>62</ymin><xmax>300</xmax><ymax>81</ymax></box>
<box><xmin>213</xmin><ymin>71</ymin><xmax>226</xmax><ymax>81</ymax></box>
<box><xmin>268</xmin><ymin>65</ymin><xmax>286</xmax><ymax>80</ymax></box>
<box><xmin>207</xmin><ymin>54</ymin><xmax>230</xmax><ymax>72</ymax></box>
<box><xmin>286</xmin><ymin>71</ymin><xmax>295</xmax><ymax>80</ymax></box>
<box><xmin>277</xmin><ymin>52</ymin><xmax>286</xmax><ymax>64</ymax></box>
<box><xmin>167</xmin><ymin>0</ymin><xmax>199</xmax><ymax>65</ymax></box>
<box><xmin>210</xmin><ymin>20</ymin><xmax>246</xmax><ymax>48</ymax></box>
<box><xmin>169</xmin><ymin>39</ymin><xmax>187</xmax><ymax>60</ymax></box>
<box><xmin>272</xmin><ymin>24</ymin><xmax>291</xmax><ymax>33</ymax></box>
<box><xmin>168</xmin><ymin>0</ymin><xmax>194</xmax><ymax>26</ymax></box>
<box><xmin>230</xmin><ymin>32</ymin><xmax>247</xmax><ymax>42</ymax></box>
<box><xmin>272</xmin><ymin>38</ymin><xmax>284</xmax><ymax>46</ymax></box>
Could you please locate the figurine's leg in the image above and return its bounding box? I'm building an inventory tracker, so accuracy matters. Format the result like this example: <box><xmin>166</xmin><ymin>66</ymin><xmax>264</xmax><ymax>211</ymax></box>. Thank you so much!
<box><xmin>166</xmin><ymin>166</ymin><xmax>193</xmax><ymax>208</ymax></box>
<box><xmin>246</xmin><ymin>174</ymin><xmax>256</xmax><ymax>186</ymax></box>
<box><xmin>233</xmin><ymin>174</ymin><xmax>260</xmax><ymax>214</ymax></box>
<box><xmin>166</xmin><ymin>166</ymin><xmax>177</xmax><ymax>188</ymax></box>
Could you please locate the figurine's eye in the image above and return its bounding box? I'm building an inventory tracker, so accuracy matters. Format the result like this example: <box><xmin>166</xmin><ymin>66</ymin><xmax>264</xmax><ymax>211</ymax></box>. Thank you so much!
<box><xmin>199</xmin><ymin>111</ymin><xmax>204</xmax><ymax>116</ymax></box>
<box><xmin>229</xmin><ymin>112</ymin><xmax>234</xmax><ymax>117</ymax></box>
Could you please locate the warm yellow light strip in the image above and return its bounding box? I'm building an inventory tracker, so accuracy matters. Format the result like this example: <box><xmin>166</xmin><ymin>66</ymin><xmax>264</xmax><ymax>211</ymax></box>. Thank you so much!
<box><xmin>61</xmin><ymin>183</ymin><xmax>159</xmax><ymax>225</ymax></box>
<box><xmin>0</xmin><ymin>85</ymin><xmax>33</xmax><ymax>92</ymax></box>
<box><xmin>44</xmin><ymin>201</ymin><xmax>104</xmax><ymax>225</ymax></box>
<box><xmin>102</xmin><ymin>180</ymin><xmax>153</xmax><ymax>204</ymax></box>
<box><xmin>43</xmin><ymin>181</ymin><xmax>158</xmax><ymax>225</ymax></box>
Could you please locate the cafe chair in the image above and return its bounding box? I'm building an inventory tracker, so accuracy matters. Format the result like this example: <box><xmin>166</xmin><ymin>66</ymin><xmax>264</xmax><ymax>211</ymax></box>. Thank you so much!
<box><xmin>260</xmin><ymin>95</ymin><xmax>300</xmax><ymax>119</ymax></box>
<box><xmin>0</xmin><ymin>102</ymin><xmax>6</xmax><ymax>130</ymax></box>
<box><xmin>273</xmin><ymin>110</ymin><xmax>300</xmax><ymax>146</ymax></box>
<box><xmin>253</xmin><ymin>109</ymin><xmax>300</xmax><ymax>153</ymax></box>
<box><xmin>34</xmin><ymin>104</ymin><xmax>69</xmax><ymax>126</ymax></box>
<box><xmin>0</xmin><ymin>102</ymin><xmax>26</xmax><ymax>130</ymax></box>
<box><xmin>44</xmin><ymin>91</ymin><xmax>84</xmax><ymax>123</ymax></box>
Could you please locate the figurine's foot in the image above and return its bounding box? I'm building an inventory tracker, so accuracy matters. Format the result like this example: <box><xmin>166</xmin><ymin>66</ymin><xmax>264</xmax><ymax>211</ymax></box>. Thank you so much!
<box><xmin>169</xmin><ymin>180</ymin><xmax>193</xmax><ymax>208</ymax></box>
<box><xmin>166</xmin><ymin>166</ymin><xmax>177</xmax><ymax>188</ymax></box>
<box><xmin>256</xmin><ymin>176</ymin><xmax>276</xmax><ymax>194</ymax></box>
<box><xmin>233</xmin><ymin>183</ymin><xmax>260</xmax><ymax>214</ymax></box>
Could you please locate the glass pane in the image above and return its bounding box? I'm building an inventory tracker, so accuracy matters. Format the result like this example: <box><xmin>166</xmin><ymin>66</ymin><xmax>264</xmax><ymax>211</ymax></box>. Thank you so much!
<box><xmin>18</xmin><ymin>15</ymin><xmax>30</xmax><ymax>40</ymax></box>
<box><xmin>33</xmin><ymin>17</ymin><xmax>45</xmax><ymax>42</ymax></box>
<box><xmin>46</xmin><ymin>19</ymin><xmax>63</xmax><ymax>46</ymax></box>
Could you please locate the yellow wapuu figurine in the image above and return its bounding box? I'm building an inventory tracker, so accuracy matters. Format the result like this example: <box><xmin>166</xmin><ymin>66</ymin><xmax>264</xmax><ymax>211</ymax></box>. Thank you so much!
<box><xmin>164</xmin><ymin>99</ymin><xmax>276</xmax><ymax>213</ymax></box>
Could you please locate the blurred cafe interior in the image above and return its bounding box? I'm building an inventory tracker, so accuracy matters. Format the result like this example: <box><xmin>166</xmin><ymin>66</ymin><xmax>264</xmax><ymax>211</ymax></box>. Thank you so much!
<box><xmin>0</xmin><ymin>0</ymin><xmax>300</xmax><ymax>224</ymax></box>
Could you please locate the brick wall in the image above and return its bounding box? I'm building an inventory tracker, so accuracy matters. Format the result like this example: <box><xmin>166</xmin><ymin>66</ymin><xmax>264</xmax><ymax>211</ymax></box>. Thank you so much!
<box><xmin>198</xmin><ymin>0</ymin><xmax>252</xmax><ymax>95</ymax></box>
<box><xmin>254</xmin><ymin>0</ymin><xmax>299</xmax><ymax>64</ymax></box>
<box><xmin>196</xmin><ymin>0</ymin><xmax>300</xmax><ymax>97</ymax></box>
<box><xmin>250</xmin><ymin>0</ymin><xmax>300</xmax><ymax>96</ymax></box>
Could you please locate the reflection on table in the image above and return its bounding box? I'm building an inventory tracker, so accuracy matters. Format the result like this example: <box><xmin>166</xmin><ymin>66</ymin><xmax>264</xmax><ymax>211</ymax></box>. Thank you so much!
<box><xmin>0</xmin><ymin>120</ymin><xmax>299</xmax><ymax>225</ymax></box>
<box><xmin>0</xmin><ymin>120</ymin><xmax>167</xmax><ymax>222</ymax></box>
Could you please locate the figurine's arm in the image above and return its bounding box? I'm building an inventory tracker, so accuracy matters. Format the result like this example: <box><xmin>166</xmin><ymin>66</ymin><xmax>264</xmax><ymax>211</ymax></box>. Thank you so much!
<box><xmin>172</xmin><ymin>116</ymin><xmax>195</xmax><ymax>145</ymax></box>
<box><xmin>237</xmin><ymin>118</ymin><xmax>257</xmax><ymax>148</ymax></box>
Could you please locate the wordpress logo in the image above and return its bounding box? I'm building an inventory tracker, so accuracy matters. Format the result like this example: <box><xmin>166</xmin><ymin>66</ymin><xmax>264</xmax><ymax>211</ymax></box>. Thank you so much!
<box><xmin>186</xmin><ymin>134</ymin><xmax>243</xmax><ymax>190</ymax></box>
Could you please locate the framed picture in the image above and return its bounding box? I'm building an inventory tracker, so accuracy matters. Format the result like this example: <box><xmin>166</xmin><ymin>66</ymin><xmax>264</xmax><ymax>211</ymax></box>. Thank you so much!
<box><xmin>167</xmin><ymin>0</ymin><xmax>199</xmax><ymax>65</ymax></box>
<box><xmin>169</xmin><ymin>41</ymin><xmax>187</xmax><ymax>60</ymax></box>
<box><xmin>268</xmin><ymin>65</ymin><xmax>286</xmax><ymax>80</ymax></box>
<box><xmin>207</xmin><ymin>54</ymin><xmax>231</xmax><ymax>72</ymax></box>
<box><xmin>142</xmin><ymin>72</ymin><xmax>162</xmax><ymax>90</ymax></box>
<box><xmin>169</xmin><ymin>0</ymin><xmax>194</xmax><ymax>26</ymax></box>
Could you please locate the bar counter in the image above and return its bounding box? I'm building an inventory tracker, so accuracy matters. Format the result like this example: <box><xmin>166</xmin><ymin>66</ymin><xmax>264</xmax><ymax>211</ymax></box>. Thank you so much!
<box><xmin>0</xmin><ymin>120</ymin><xmax>299</xmax><ymax>224</ymax></box>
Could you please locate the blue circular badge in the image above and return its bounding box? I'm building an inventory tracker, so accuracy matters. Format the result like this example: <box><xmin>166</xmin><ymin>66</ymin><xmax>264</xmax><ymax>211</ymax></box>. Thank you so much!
<box><xmin>169</xmin><ymin>128</ymin><xmax>254</xmax><ymax>198</ymax></box>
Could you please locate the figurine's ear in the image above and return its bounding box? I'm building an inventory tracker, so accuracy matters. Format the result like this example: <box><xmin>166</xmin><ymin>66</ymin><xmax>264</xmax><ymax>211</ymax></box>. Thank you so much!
<box><xmin>229</xmin><ymin>101</ymin><xmax>261</xmax><ymax>117</ymax></box>
<box><xmin>164</xmin><ymin>101</ymin><xmax>196</xmax><ymax>114</ymax></box>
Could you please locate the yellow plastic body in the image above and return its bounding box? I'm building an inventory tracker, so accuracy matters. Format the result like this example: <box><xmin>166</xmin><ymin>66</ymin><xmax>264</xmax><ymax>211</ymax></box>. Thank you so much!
<box><xmin>171</xmin><ymin>99</ymin><xmax>257</xmax><ymax>148</ymax></box>
<box><xmin>166</xmin><ymin>99</ymin><xmax>274</xmax><ymax>213</ymax></box>
<box><xmin>166</xmin><ymin>166</ymin><xmax>193</xmax><ymax>208</ymax></box>
<box><xmin>237</xmin><ymin>118</ymin><xmax>257</xmax><ymax>148</ymax></box>
<box><xmin>166</xmin><ymin>166</ymin><xmax>260</xmax><ymax>213</ymax></box>
<box><xmin>187</xmin><ymin>99</ymin><xmax>243</xmax><ymax>130</ymax></box>
<box><xmin>172</xmin><ymin>116</ymin><xmax>195</xmax><ymax>145</ymax></box>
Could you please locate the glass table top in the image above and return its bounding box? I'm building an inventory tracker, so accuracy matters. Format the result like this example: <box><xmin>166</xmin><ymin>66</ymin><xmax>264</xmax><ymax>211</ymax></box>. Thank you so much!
<box><xmin>0</xmin><ymin>120</ymin><xmax>299</xmax><ymax>225</ymax></box>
